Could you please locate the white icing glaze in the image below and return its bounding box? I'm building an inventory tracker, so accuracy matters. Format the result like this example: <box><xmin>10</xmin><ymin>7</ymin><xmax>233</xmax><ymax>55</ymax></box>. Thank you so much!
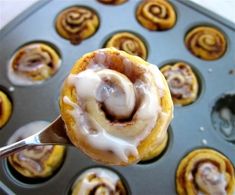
<box><xmin>7</xmin><ymin>121</ymin><xmax>50</xmax><ymax>144</ymax></box>
<box><xmin>63</xmin><ymin>50</ymin><xmax>165</xmax><ymax>162</ymax></box>
<box><xmin>72</xmin><ymin>168</ymin><xmax>120</xmax><ymax>194</ymax></box>
<box><xmin>196</xmin><ymin>163</ymin><xmax>227</xmax><ymax>195</ymax></box>
<box><xmin>7</xmin><ymin>44</ymin><xmax>61</xmax><ymax>86</ymax></box>
<box><xmin>63</xmin><ymin>96</ymin><xmax>138</xmax><ymax>162</ymax></box>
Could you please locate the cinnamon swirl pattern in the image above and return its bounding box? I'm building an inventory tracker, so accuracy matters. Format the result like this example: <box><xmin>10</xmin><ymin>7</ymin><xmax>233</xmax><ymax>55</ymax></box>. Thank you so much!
<box><xmin>136</xmin><ymin>0</ymin><xmax>176</xmax><ymax>31</ymax></box>
<box><xmin>176</xmin><ymin>149</ymin><xmax>235</xmax><ymax>195</ymax></box>
<box><xmin>8</xmin><ymin>43</ymin><xmax>61</xmax><ymax>86</ymax></box>
<box><xmin>71</xmin><ymin>168</ymin><xmax>127</xmax><ymax>195</ymax></box>
<box><xmin>105</xmin><ymin>32</ymin><xmax>147</xmax><ymax>59</ymax></box>
<box><xmin>60</xmin><ymin>48</ymin><xmax>173</xmax><ymax>165</ymax></box>
<box><xmin>97</xmin><ymin>0</ymin><xmax>127</xmax><ymax>5</ymax></box>
<box><xmin>185</xmin><ymin>26</ymin><xmax>227</xmax><ymax>60</ymax></box>
<box><xmin>0</xmin><ymin>90</ymin><xmax>12</xmax><ymax>128</ymax></box>
<box><xmin>7</xmin><ymin>121</ymin><xmax>66</xmax><ymax>179</ymax></box>
<box><xmin>55</xmin><ymin>6</ymin><xmax>99</xmax><ymax>45</ymax></box>
<box><xmin>160</xmin><ymin>62</ymin><xmax>199</xmax><ymax>106</ymax></box>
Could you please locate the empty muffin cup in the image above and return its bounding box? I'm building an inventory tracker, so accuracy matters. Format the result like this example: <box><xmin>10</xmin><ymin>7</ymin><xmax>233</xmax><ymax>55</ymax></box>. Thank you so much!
<box><xmin>211</xmin><ymin>93</ymin><xmax>235</xmax><ymax>143</ymax></box>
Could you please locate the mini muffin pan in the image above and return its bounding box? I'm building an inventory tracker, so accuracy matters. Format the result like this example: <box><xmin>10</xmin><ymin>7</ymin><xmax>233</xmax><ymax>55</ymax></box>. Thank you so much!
<box><xmin>0</xmin><ymin>0</ymin><xmax>234</xmax><ymax>194</ymax></box>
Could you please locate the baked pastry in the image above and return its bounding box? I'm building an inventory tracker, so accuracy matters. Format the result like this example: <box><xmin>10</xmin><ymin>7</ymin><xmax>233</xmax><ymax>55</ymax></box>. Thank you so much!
<box><xmin>0</xmin><ymin>90</ymin><xmax>12</xmax><ymax>128</ymax></box>
<box><xmin>160</xmin><ymin>62</ymin><xmax>199</xmax><ymax>106</ymax></box>
<box><xmin>136</xmin><ymin>0</ymin><xmax>176</xmax><ymax>31</ymax></box>
<box><xmin>105</xmin><ymin>32</ymin><xmax>147</xmax><ymax>59</ymax></box>
<box><xmin>176</xmin><ymin>148</ymin><xmax>235</xmax><ymax>195</ymax></box>
<box><xmin>7</xmin><ymin>121</ymin><xmax>66</xmax><ymax>179</ymax></box>
<box><xmin>185</xmin><ymin>26</ymin><xmax>227</xmax><ymax>60</ymax></box>
<box><xmin>60</xmin><ymin>47</ymin><xmax>173</xmax><ymax>165</ymax></box>
<box><xmin>8</xmin><ymin>43</ymin><xmax>61</xmax><ymax>86</ymax></box>
<box><xmin>71</xmin><ymin>168</ymin><xmax>127</xmax><ymax>194</ymax></box>
<box><xmin>55</xmin><ymin>6</ymin><xmax>99</xmax><ymax>45</ymax></box>
<box><xmin>97</xmin><ymin>0</ymin><xmax>127</xmax><ymax>5</ymax></box>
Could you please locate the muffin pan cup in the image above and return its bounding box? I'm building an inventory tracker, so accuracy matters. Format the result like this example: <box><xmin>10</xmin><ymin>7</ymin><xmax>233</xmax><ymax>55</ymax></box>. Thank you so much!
<box><xmin>0</xmin><ymin>0</ymin><xmax>234</xmax><ymax>194</ymax></box>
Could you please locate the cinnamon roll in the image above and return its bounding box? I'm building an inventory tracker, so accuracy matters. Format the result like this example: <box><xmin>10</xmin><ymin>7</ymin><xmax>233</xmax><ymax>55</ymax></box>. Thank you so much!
<box><xmin>176</xmin><ymin>149</ymin><xmax>235</xmax><ymax>195</ymax></box>
<box><xmin>136</xmin><ymin>0</ymin><xmax>176</xmax><ymax>31</ymax></box>
<box><xmin>7</xmin><ymin>121</ymin><xmax>66</xmax><ymax>179</ymax></box>
<box><xmin>0</xmin><ymin>90</ymin><xmax>12</xmax><ymax>128</ymax></box>
<box><xmin>60</xmin><ymin>48</ymin><xmax>173</xmax><ymax>165</ymax></box>
<box><xmin>8</xmin><ymin>43</ymin><xmax>61</xmax><ymax>86</ymax></box>
<box><xmin>105</xmin><ymin>32</ymin><xmax>147</xmax><ymax>59</ymax></box>
<box><xmin>160</xmin><ymin>62</ymin><xmax>199</xmax><ymax>106</ymax></box>
<box><xmin>97</xmin><ymin>0</ymin><xmax>127</xmax><ymax>5</ymax></box>
<box><xmin>71</xmin><ymin>168</ymin><xmax>127</xmax><ymax>195</ymax></box>
<box><xmin>55</xmin><ymin>6</ymin><xmax>99</xmax><ymax>45</ymax></box>
<box><xmin>185</xmin><ymin>26</ymin><xmax>227</xmax><ymax>60</ymax></box>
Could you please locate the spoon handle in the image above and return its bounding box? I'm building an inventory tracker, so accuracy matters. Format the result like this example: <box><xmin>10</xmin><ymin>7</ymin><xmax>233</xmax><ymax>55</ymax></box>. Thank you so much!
<box><xmin>0</xmin><ymin>134</ymin><xmax>39</xmax><ymax>158</ymax></box>
<box><xmin>0</xmin><ymin>116</ymin><xmax>71</xmax><ymax>158</ymax></box>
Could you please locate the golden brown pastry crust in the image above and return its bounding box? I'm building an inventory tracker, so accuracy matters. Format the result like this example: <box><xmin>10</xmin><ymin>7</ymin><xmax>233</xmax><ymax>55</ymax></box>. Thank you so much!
<box><xmin>136</xmin><ymin>0</ymin><xmax>176</xmax><ymax>31</ymax></box>
<box><xmin>0</xmin><ymin>90</ymin><xmax>12</xmax><ymax>128</ymax></box>
<box><xmin>97</xmin><ymin>0</ymin><xmax>127</xmax><ymax>5</ymax></box>
<box><xmin>160</xmin><ymin>62</ymin><xmax>199</xmax><ymax>106</ymax></box>
<box><xmin>71</xmin><ymin>168</ymin><xmax>127</xmax><ymax>195</ymax></box>
<box><xmin>105</xmin><ymin>32</ymin><xmax>147</xmax><ymax>59</ymax></box>
<box><xmin>176</xmin><ymin>149</ymin><xmax>235</xmax><ymax>195</ymax></box>
<box><xmin>185</xmin><ymin>26</ymin><xmax>227</xmax><ymax>60</ymax></box>
<box><xmin>8</xmin><ymin>43</ymin><xmax>61</xmax><ymax>84</ymax></box>
<box><xmin>55</xmin><ymin>6</ymin><xmax>99</xmax><ymax>44</ymax></box>
<box><xmin>8</xmin><ymin>145</ymin><xmax>65</xmax><ymax>178</ymax></box>
<box><xmin>60</xmin><ymin>48</ymin><xmax>173</xmax><ymax>165</ymax></box>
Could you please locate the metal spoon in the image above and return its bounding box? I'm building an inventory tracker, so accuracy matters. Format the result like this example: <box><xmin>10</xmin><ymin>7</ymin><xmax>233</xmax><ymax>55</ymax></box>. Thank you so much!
<box><xmin>0</xmin><ymin>116</ymin><xmax>71</xmax><ymax>158</ymax></box>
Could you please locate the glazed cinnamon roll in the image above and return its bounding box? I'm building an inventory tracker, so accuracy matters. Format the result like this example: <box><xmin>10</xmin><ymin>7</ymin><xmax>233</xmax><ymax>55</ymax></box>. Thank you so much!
<box><xmin>105</xmin><ymin>32</ymin><xmax>147</xmax><ymax>59</ymax></box>
<box><xmin>71</xmin><ymin>168</ymin><xmax>127</xmax><ymax>195</ymax></box>
<box><xmin>60</xmin><ymin>48</ymin><xmax>173</xmax><ymax>165</ymax></box>
<box><xmin>136</xmin><ymin>0</ymin><xmax>176</xmax><ymax>31</ymax></box>
<box><xmin>0</xmin><ymin>90</ymin><xmax>12</xmax><ymax>128</ymax></box>
<box><xmin>160</xmin><ymin>62</ymin><xmax>199</xmax><ymax>106</ymax></box>
<box><xmin>185</xmin><ymin>26</ymin><xmax>227</xmax><ymax>60</ymax></box>
<box><xmin>7</xmin><ymin>121</ymin><xmax>66</xmax><ymax>179</ymax></box>
<box><xmin>97</xmin><ymin>0</ymin><xmax>127</xmax><ymax>5</ymax></box>
<box><xmin>176</xmin><ymin>149</ymin><xmax>235</xmax><ymax>195</ymax></box>
<box><xmin>8</xmin><ymin>43</ymin><xmax>61</xmax><ymax>86</ymax></box>
<box><xmin>55</xmin><ymin>6</ymin><xmax>99</xmax><ymax>45</ymax></box>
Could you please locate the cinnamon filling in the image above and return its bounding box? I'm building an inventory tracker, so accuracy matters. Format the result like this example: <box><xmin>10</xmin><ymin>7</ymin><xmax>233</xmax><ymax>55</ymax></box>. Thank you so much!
<box><xmin>72</xmin><ymin>168</ymin><xmax>127</xmax><ymax>195</ymax></box>
<box><xmin>10</xmin><ymin>44</ymin><xmax>59</xmax><ymax>83</ymax></box>
<box><xmin>13</xmin><ymin>145</ymin><xmax>54</xmax><ymax>173</ymax></box>
<box><xmin>57</xmin><ymin>7</ymin><xmax>98</xmax><ymax>44</ymax></box>
<box><xmin>185</xmin><ymin>27</ymin><xmax>226</xmax><ymax>60</ymax></box>
<box><xmin>162</xmin><ymin>64</ymin><xmax>194</xmax><ymax>99</ymax></box>
<box><xmin>63</xmin><ymin>49</ymin><xmax>164</xmax><ymax>162</ymax></box>
<box><xmin>194</xmin><ymin>162</ymin><xmax>227</xmax><ymax>195</ymax></box>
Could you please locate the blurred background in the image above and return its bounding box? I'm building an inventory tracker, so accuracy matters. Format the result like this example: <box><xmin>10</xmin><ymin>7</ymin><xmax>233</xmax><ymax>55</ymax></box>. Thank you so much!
<box><xmin>1</xmin><ymin>0</ymin><xmax>235</xmax><ymax>30</ymax></box>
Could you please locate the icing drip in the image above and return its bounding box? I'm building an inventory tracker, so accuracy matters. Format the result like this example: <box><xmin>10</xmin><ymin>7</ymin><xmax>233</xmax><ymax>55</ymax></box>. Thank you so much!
<box><xmin>196</xmin><ymin>163</ymin><xmax>227</xmax><ymax>195</ymax></box>
<box><xmin>63</xmin><ymin>51</ymin><xmax>164</xmax><ymax>162</ymax></box>
<box><xmin>8</xmin><ymin>44</ymin><xmax>60</xmax><ymax>85</ymax></box>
